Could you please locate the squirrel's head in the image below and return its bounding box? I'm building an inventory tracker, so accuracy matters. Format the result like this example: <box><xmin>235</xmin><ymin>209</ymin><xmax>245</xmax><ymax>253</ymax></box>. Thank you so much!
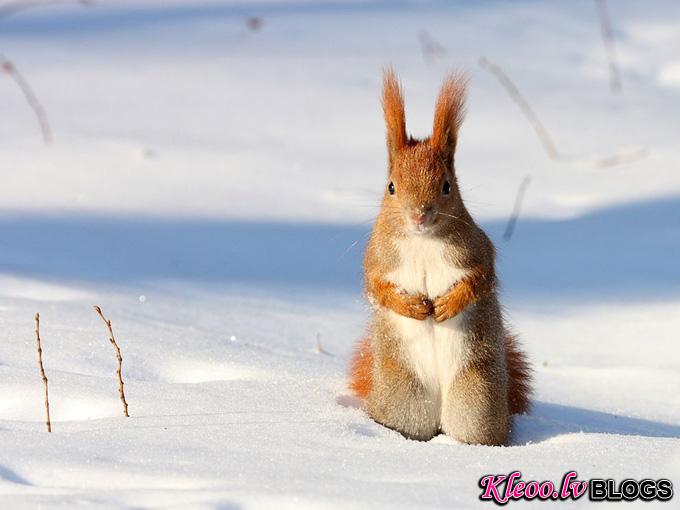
<box><xmin>381</xmin><ymin>68</ymin><xmax>467</xmax><ymax>236</ymax></box>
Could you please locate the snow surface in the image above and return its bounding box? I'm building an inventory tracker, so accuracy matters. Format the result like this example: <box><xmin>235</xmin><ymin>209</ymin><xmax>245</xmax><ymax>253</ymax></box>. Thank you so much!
<box><xmin>0</xmin><ymin>1</ymin><xmax>679</xmax><ymax>508</ymax></box>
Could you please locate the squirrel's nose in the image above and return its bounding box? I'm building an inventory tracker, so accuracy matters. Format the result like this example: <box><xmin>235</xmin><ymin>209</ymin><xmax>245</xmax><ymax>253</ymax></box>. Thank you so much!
<box><xmin>412</xmin><ymin>207</ymin><xmax>434</xmax><ymax>225</ymax></box>
<box><xmin>413</xmin><ymin>214</ymin><xmax>428</xmax><ymax>225</ymax></box>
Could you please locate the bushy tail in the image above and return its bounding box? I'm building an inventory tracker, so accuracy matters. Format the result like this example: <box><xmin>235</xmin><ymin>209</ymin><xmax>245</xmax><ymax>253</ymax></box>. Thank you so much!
<box><xmin>505</xmin><ymin>332</ymin><xmax>533</xmax><ymax>415</ymax></box>
<box><xmin>349</xmin><ymin>333</ymin><xmax>532</xmax><ymax>414</ymax></box>
<box><xmin>348</xmin><ymin>337</ymin><xmax>372</xmax><ymax>399</ymax></box>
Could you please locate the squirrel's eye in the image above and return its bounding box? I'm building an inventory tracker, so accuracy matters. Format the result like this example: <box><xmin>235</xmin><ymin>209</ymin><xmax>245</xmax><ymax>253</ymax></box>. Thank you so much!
<box><xmin>442</xmin><ymin>180</ymin><xmax>451</xmax><ymax>195</ymax></box>
<box><xmin>388</xmin><ymin>181</ymin><xmax>395</xmax><ymax>195</ymax></box>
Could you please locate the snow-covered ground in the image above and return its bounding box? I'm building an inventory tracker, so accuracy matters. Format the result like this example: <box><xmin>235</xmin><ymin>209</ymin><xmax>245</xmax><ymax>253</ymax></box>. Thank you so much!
<box><xmin>1</xmin><ymin>1</ymin><xmax>679</xmax><ymax>508</ymax></box>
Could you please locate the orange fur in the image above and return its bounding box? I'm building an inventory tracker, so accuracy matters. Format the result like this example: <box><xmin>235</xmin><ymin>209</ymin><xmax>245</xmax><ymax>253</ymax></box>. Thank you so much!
<box><xmin>433</xmin><ymin>267</ymin><xmax>494</xmax><ymax>323</ymax></box>
<box><xmin>504</xmin><ymin>333</ymin><xmax>532</xmax><ymax>415</ymax></box>
<box><xmin>431</xmin><ymin>72</ymin><xmax>467</xmax><ymax>155</ymax></box>
<box><xmin>382</xmin><ymin>67</ymin><xmax>407</xmax><ymax>155</ymax></box>
<box><xmin>348</xmin><ymin>337</ymin><xmax>373</xmax><ymax>399</ymax></box>
<box><xmin>367</xmin><ymin>276</ymin><xmax>433</xmax><ymax>320</ymax></box>
<box><xmin>349</xmin><ymin>333</ymin><xmax>533</xmax><ymax>416</ymax></box>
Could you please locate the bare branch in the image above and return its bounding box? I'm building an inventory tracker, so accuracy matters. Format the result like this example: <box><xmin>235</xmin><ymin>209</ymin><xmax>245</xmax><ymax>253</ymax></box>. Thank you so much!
<box><xmin>35</xmin><ymin>313</ymin><xmax>52</xmax><ymax>432</ymax></box>
<box><xmin>0</xmin><ymin>54</ymin><xmax>52</xmax><ymax>145</ymax></box>
<box><xmin>594</xmin><ymin>0</ymin><xmax>621</xmax><ymax>93</ymax></box>
<box><xmin>503</xmin><ymin>175</ymin><xmax>531</xmax><ymax>242</ymax></box>
<box><xmin>479</xmin><ymin>57</ymin><xmax>559</xmax><ymax>160</ymax></box>
<box><xmin>418</xmin><ymin>30</ymin><xmax>446</xmax><ymax>66</ymax></box>
<box><xmin>593</xmin><ymin>147</ymin><xmax>648</xmax><ymax>168</ymax></box>
<box><xmin>571</xmin><ymin>146</ymin><xmax>649</xmax><ymax>169</ymax></box>
<box><xmin>245</xmin><ymin>16</ymin><xmax>262</xmax><ymax>32</ymax></box>
<box><xmin>314</xmin><ymin>333</ymin><xmax>330</xmax><ymax>356</ymax></box>
<box><xmin>94</xmin><ymin>306</ymin><xmax>129</xmax><ymax>417</ymax></box>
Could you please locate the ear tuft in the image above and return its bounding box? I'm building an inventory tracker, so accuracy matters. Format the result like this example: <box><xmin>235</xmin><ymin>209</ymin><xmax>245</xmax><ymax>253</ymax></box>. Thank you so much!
<box><xmin>431</xmin><ymin>72</ymin><xmax>468</xmax><ymax>158</ymax></box>
<box><xmin>382</xmin><ymin>67</ymin><xmax>407</xmax><ymax>156</ymax></box>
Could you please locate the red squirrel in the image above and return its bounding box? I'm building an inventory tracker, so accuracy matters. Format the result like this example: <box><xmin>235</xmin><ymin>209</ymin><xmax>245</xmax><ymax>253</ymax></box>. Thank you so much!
<box><xmin>349</xmin><ymin>69</ymin><xmax>532</xmax><ymax>445</ymax></box>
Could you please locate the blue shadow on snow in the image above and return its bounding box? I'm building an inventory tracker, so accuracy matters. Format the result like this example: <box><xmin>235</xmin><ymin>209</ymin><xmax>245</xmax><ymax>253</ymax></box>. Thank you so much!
<box><xmin>0</xmin><ymin>195</ymin><xmax>678</xmax><ymax>299</ymax></box>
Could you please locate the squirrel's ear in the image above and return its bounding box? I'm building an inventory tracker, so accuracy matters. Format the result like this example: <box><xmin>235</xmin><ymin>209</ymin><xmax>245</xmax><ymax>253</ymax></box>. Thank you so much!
<box><xmin>382</xmin><ymin>67</ymin><xmax>407</xmax><ymax>163</ymax></box>
<box><xmin>431</xmin><ymin>72</ymin><xmax>467</xmax><ymax>165</ymax></box>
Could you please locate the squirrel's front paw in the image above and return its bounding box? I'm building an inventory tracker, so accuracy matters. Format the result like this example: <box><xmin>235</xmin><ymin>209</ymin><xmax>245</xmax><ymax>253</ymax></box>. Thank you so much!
<box><xmin>433</xmin><ymin>293</ymin><xmax>464</xmax><ymax>323</ymax></box>
<box><xmin>394</xmin><ymin>292</ymin><xmax>433</xmax><ymax>320</ymax></box>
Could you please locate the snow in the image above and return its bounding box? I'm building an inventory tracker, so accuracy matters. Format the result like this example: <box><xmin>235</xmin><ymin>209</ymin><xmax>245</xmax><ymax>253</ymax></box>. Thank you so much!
<box><xmin>1</xmin><ymin>1</ymin><xmax>679</xmax><ymax>508</ymax></box>
<box><xmin>658</xmin><ymin>61</ymin><xmax>680</xmax><ymax>89</ymax></box>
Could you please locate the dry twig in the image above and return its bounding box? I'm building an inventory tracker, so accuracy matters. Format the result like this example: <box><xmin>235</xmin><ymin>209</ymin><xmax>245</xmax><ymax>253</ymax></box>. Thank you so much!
<box><xmin>94</xmin><ymin>306</ymin><xmax>129</xmax><ymax>417</ymax></box>
<box><xmin>34</xmin><ymin>313</ymin><xmax>52</xmax><ymax>432</ymax></box>
<box><xmin>479</xmin><ymin>57</ymin><xmax>559</xmax><ymax>160</ymax></box>
<box><xmin>503</xmin><ymin>176</ymin><xmax>531</xmax><ymax>242</ymax></box>
<box><xmin>594</xmin><ymin>0</ymin><xmax>621</xmax><ymax>93</ymax></box>
<box><xmin>418</xmin><ymin>30</ymin><xmax>446</xmax><ymax>66</ymax></box>
<box><xmin>245</xmin><ymin>16</ymin><xmax>262</xmax><ymax>32</ymax></box>
<box><xmin>1</xmin><ymin>54</ymin><xmax>52</xmax><ymax>144</ymax></box>
<box><xmin>314</xmin><ymin>333</ymin><xmax>330</xmax><ymax>355</ymax></box>
<box><xmin>593</xmin><ymin>147</ymin><xmax>648</xmax><ymax>168</ymax></box>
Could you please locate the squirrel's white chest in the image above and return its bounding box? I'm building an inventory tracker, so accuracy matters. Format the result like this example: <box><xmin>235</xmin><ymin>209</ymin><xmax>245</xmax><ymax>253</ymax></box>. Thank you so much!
<box><xmin>385</xmin><ymin>235</ymin><xmax>472</xmax><ymax>403</ymax></box>
<box><xmin>386</xmin><ymin>235</ymin><xmax>466</xmax><ymax>297</ymax></box>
